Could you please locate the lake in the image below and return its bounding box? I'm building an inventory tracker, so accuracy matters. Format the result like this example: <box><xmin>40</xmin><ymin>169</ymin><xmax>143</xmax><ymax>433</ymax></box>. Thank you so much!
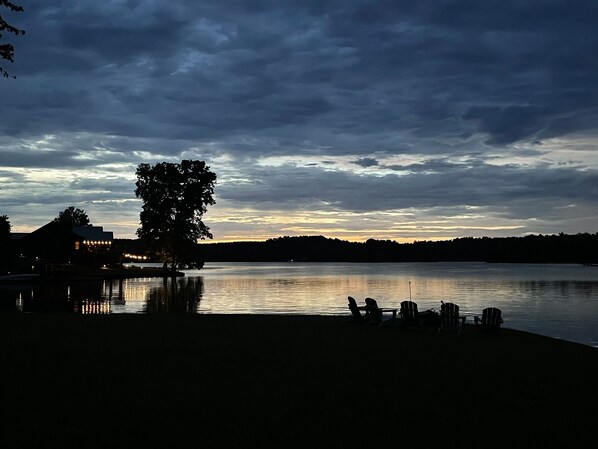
<box><xmin>1</xmin><ymin>262</ymin><xmax>597</xmax><ymax>347</ymax></box>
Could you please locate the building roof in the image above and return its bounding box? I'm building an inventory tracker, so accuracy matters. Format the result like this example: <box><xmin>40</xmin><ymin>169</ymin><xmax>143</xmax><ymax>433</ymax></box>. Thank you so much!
<box><xmin>73</xmin><ymin>226</ymin><xmax>114</xmax><ymax>242</ymax></box>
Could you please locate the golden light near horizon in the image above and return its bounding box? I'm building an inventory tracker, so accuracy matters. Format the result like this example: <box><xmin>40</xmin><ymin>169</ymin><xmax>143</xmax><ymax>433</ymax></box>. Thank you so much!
<box><xmin>2</xmin><ymin>173</ymin><xmax>561</xmax><ymax>244</ymax></box>
<box><xmin>203</xmin><ymin>198</ymin><xmax>532</xmax><ymax>243</ymax></box>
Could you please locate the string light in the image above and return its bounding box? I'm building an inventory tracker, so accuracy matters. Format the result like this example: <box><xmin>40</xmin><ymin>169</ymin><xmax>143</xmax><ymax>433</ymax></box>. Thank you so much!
<box><xmin>123</xmin><ymin>253</ymin><xmax>150</xmax><ymax>260</ymax></box>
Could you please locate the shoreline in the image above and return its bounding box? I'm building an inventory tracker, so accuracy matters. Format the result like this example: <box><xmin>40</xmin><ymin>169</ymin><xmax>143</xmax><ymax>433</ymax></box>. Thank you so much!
<box><xmin>3</xmin><ymin>313</ymin><xmax>598</xmax><ymax>446</ymax></box>
<box><xmin>0</xmin><ymin>266</ymin><xmax>184</xmax><ymax>284</ymax></box>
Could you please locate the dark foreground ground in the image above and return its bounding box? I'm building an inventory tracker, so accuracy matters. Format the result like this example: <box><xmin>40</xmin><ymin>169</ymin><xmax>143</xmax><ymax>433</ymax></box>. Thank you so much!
<box><xmin>2</xmin><ymin>314</ymin><xmax>598</xmax><ymax>448</ymax></box>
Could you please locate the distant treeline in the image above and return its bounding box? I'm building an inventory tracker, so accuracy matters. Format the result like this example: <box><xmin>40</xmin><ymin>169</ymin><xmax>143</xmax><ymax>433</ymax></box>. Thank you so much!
<box><xmin>193</xmin><ymin>233</ymin><xmax>598</xmax><ymax>263</ymax></box>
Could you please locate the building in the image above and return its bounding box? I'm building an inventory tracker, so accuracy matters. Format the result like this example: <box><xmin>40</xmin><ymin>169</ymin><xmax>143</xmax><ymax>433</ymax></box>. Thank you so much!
<box><xmin>19</xmin><ymin>221</ymin><xmax>116</xmax><ymax>267</ymax></box>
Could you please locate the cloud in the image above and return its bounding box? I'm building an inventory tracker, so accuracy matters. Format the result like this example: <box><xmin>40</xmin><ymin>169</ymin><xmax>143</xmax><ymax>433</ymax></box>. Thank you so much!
<box><xmin>352</xmin><ymin>157</ymin><xmax>379</xmax><ymax>168</ymax></box>
<box><xmin>8</xmin><ymin>1</ymin><xmax>597</xmax><ymax>151</ymax></box>
<box><xmin>217</xmin><ymin>161</ymin><xmax>598</xmax><ymax>213</ymax></box>
<box><xmin>1</xmin><ymin>0</ymin><xmax>597</xmax><ymax>239</ymax></box>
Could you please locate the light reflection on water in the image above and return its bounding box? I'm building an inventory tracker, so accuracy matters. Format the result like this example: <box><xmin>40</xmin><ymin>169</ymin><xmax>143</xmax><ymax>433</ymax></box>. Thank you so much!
<box><xmin>1</xmin><ymin>262</ymin><xmax>597</xmax><ymax>347</ymax></box>
<box><xmin>193</xmin><ymin>262</ymin><xmax>598</xmax><ymax>348</ymax></box>
<box><xmin>1</xmin><ymin>276</ymin><xmax>204</xmax><ymax>315</ymax></box>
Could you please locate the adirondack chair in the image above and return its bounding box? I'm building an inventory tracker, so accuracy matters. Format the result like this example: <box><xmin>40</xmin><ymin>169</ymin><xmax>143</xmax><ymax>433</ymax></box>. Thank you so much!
<box><xmin>399</xmin><ymin>300</ymin><xmax>421</xmax><ymax>329</ymax></box>
<box><xmin>347</xmin><ymin>296</ymin><xmax>368</xmax><ymax>323</ymax></box>
<box><xmin>438</xmin><ymin>301</ymin><xmax>466</xmax><ymax>335</ymax></box>
<box><xmin>364</xmin><ymin>297</ymin><xmax>397</xmax><ymax>325</ymax></box>
<box><xmin>474</xmin><ymin>307</ymin><xmax>504</xmax><ymax>335</ymax></box>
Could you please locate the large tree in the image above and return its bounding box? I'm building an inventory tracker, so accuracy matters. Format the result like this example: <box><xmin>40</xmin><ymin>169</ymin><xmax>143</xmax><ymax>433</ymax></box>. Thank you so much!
<box><xmin>0</xmin><ymin>1</ymin><xmax>25</xmax><ymax>78</ymax></box>
<box><xmin>54</xmin><ymin>206</ymin><xmax>92</xmax><ymax>227</ymax></box>
<box><xmin>135</xmin><ymin>160</ymin><xmax>217</xmax><ymax>273</ymax></box>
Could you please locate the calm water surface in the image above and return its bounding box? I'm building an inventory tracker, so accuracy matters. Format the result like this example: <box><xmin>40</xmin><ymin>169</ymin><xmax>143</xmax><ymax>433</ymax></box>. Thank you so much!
<box><xmin>2</xmin><ymin>262</ymin><xmax>597</xmax><ymax>347</ymax></box>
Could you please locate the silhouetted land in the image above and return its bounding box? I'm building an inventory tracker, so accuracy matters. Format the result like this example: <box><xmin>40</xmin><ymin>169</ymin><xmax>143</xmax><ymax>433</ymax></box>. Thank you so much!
<box><xmin>2</xmin><ymin>314</ymin><xmax>597</xmax><ymax>447</ymax></box>
<box><xmin>178</xmin><ymin>233</ymin><xmax>598</xmax><ymax>263</ymax></box>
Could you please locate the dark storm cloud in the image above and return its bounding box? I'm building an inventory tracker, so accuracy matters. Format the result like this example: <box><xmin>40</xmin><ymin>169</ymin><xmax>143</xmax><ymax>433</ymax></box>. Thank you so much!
<box><xmin>352</xmin><ymin>157</ymin><xmax>379</xmax><ymax>168</ymax></box>
<box><xmin>217</xmin><ymin>161</ymin><xmax>598</xmax><ymax>217</ymax></box>
<box><xmin>6</xmin><ymin>0</ymin><xmax>596</xmax><ymax>153</ymax></box>
<box><xmin>68</xmin><ymin>177</ymin><xmax>134</xmax><ymax>195</ymax></box>
<box><xmin>0</xmin><ymin>148</ymin><xmax>86</xmax><ymax>168</ymax></box>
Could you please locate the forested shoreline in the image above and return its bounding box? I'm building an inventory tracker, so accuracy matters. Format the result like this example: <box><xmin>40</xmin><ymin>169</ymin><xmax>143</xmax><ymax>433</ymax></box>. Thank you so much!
<box><xmin>128</xmin><ymin>233</ymin><xmax>598</xmax><ymax>264</ymax></box>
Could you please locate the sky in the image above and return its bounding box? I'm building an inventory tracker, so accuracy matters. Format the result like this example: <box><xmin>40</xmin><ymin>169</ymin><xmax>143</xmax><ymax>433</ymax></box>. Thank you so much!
<box><xmin>1</xmin><ymin>0</ymin><xmax>598</xmax><ymax>242</ymax></box>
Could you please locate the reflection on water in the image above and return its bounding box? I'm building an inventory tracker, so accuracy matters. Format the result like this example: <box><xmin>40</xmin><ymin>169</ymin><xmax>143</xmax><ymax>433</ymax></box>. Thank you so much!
<box><xmin>146</xmin><ymin>277</ymin><xmax>203</xmax><ymax>313</ymax></box>
<box><xmin>1</xmin><ymin>262</ymin><xmax>597</xmax><ymax>347</ymax></box>
<box><xmin>0</xmin><ymin>276</ymin><xmax>204</xmax><ymax>314</ymax></box>
<box><xmin>194</xmin><ymin>262</ymin><xmax>598</xmax><ymax>347</ymax></box>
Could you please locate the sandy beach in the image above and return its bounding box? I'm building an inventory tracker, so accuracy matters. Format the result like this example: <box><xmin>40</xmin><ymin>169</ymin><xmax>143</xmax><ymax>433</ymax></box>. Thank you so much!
<box><xmin>2</xmin><ymin>313</ymin><xmax>598</xmax><ymax>448</ymax></box>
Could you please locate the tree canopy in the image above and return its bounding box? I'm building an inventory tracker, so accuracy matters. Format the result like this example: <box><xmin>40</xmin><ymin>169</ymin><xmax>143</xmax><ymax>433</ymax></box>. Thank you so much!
<box><xmin>135</xmin><ymin>160</ymin><xmax>217</xmax><ymax>272</ymax></box>
<box><xmin>0</xmin><ymin>1</ymin><xmax>25</xmax><ymax>78</ymax></box>
<box><xmin>0</xmin><ymin>214</ymin><xmax>13</xmax><ymax>274</ymax></box>
<box><xmin>53</xmin><ymin>206</ymin><xmax>92</xmax><ymax>227</ymax></box>
<box><xmin>0</xmin><ymin>214</ymin><xmax>10</xmax><ymax>241</ymax></box>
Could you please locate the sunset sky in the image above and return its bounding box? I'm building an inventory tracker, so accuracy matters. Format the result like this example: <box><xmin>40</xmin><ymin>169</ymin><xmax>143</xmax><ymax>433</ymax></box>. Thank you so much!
<box><xmin>1</xmin><ymin>0</ymin><xmax>597</xmax><ymax>242</ymax></box>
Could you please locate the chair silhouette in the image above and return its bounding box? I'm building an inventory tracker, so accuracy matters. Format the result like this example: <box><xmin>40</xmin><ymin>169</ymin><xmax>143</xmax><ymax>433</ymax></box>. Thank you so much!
<box><xmin>474</xmin><ymin>307</ymin><xmax>503</xmax><ymax>335</ymax></box>
<box><xmin>347</xmin><ymin>296</ymin><xmax>368</xmax><ymax>323</ymax></box>
<box><xmin>400</xmin><ymin>300</ymin><xmax>421</xmax><ymax>329</ymax></box>
<box><xmin>364</xmin><ymin>297</ymin><xmax>397</xmax><ymax>325</ymax></box>
<box><xmin>438</xmin><ymin>301</ymin><xmax>466</xmax><ymax>335</ymax></box>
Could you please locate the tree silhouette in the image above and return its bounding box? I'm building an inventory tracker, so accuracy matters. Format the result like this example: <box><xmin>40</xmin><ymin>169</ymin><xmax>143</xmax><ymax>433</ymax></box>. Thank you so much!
<box><xmin>199</xmin><ymin>233</ymin><xmax>598</xmax><ymax>264</ymax></box>
<box><xmin>0</xmin><ymin>1</ymin><xmax>25</xmax><ymax>79</ymax></box>
<box><xmin>54</xmin><ymin>206</ymin><xmax>92</xmax><ymax>227</ymax></box>
<box><xmin>0</xmin><ymin>213</ymin><xmax>12</xmax><ymax>274</ymax></box>
<box><xmin>0</xmin><ymin>214</ymin><xmax>10</xmax><ymax>241</ymax></box>
<box><xmin>135</xmin><ymin>160</ymin><xmax>216</xmax><ymax>273</ymax></box>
